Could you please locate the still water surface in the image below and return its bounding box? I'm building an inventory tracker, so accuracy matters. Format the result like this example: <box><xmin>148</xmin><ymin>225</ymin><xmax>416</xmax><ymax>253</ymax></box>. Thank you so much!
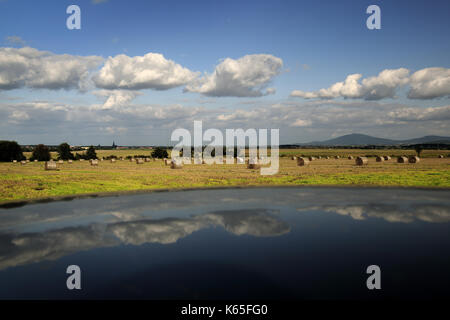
<box><xmin>0</xmin><ymin>187</ymin><xmax>449</xmax><ymax>299</ymax></box>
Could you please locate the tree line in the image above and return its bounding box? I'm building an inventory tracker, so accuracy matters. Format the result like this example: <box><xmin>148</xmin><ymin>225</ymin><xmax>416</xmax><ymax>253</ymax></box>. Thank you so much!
<box><xmin>0</xmin><ymin>141</ymin><xmax>170</xmax><ymax>162</ymax></box>
<box><xmin>0</xmin><ymin>141</ymin><xmax>98</xmax><ymax>162</ymax></box>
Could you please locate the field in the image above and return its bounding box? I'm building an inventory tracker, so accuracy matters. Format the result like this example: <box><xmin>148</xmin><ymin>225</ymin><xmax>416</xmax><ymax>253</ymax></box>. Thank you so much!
<box><xmin>1</xmin><ymin>149</ymin><xmax>449</xmax><ymax>204</ymax></box>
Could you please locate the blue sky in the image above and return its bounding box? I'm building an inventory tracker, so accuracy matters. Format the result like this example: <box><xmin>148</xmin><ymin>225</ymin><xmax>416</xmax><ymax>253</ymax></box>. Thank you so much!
<box><xmin>0</xmin><ymin>0</ymin><xmax>449</xmax><ymax>145</ymax></box>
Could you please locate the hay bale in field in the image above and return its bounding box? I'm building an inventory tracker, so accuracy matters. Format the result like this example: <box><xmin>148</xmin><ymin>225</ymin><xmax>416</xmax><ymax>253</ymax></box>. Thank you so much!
<box><xmin>409</xmin><ymin>156</ymin><xmax>420</xmax><ymax>163</ymax></box>
<box><xmin>20</xmin><ymin>160</ymin><xmax>26</xmax><ymax>165</ymax></box>
<box><xmin>34</xmin><ymin>159</ymin><xmax>38</xmax><ymax>162</ymax></box>
<box><xmin>110</xmin><ymin>159</ymin><xmax>116</xmax><ymax>163</ymax></box>
<box><xmin>90</xmin><ymin>159</ymin><xmax>99</xmax><ymax>166</ymax></box>
<box><xmin>291</xmin><ymin>156</ymin><xmax>297</xmax><ymax>160</ymax></box>
<box><xmin>45</xmin><ymin>161</ymin><xmax>57</xmax><ymax>170</ymax></box>
<box><xmin>334</xmin><ymin>156</ymin><xmax>340</xmax><ymax>159</ymax></box>
<box><xmin>383</xmin><ymin>156</ymin><xmax>391</xmax><ymax>161</ymax></box>
<box><xmin>308</xmin><ymin>156</ymin><xmax>316</xmax><ymax>161</ymax></box>
<box><xmin>136</xmin><ymin>158</ymin><xmax>144</xmax><ymax>164</ymax></box>
<box><xmin>355</xmin><ymin>156</ymin><xmax>368</xmax><ymax>166</ymax></box>
<box><xmin>438</xmin><ymin>154</ymin><xmax>444</xmax><ymax>158</ymax></box>
<box><xmin>129</xmin><ymin>158</ymin><xmax>134</xmax><ymax>162</ymax></box>
<box><xmin>376</xmin><ymin>156</ymin><xmax>384</xmax><ymax>162</ymax></box>
<box><xmin>237</xmin><ymin>157</ymin><xmax>245</xmax><ymax>164</ymax></box>
<box><xmin>12</xmin><ymin>160</ymin><xmax>17</xmax><ymax>163</ymax></box>
<box><xmin>26</xmin><ymin>159</ymin><xmax>30</xmax><ymax>163</ymax></box>
<box><xmin>247</xmin><ymin>163</ymin><xmax>261</xmax><ymax>169</ymax></box>
<box><xmin>317</xmin><ymin>156</ymin><xmax>322</xmax><ymax>159</ymax></box>
<box><xmin>120</xmin><ymin>157</ymin><xmax>124</xmax><ymax>161</ymax></box>
<box><xmin>68</xmin><ymin>160</ymin><xmax>73</xmax><ymax>164</ymax></box>
<box><xmin>145</xmin><ymin>158</ymin><xmax>151</xmax><ymax>162</ymax></box>
<box><xmin>58</xmin><ymin>160</ymin><xmax>64</xmax><ymax>164</ymax></box>
<box><xmin>348</xmin><ymin>156</ymin><xmax>353</xmax><ymax>160</ymax></box>
<box><xmin>170</xmin><ymin>160</ymin><xmax>183</xmax><ymax>169</ymax></box>
<box><xmin>297</xmin><ymin>157</ymin><xmax>309</xmax><ymax>166</ymax></box>
<box><xmin>397</xmin><ymin>156</ymin><xmax>408</xmax><ymax>163</ymax></box>
<box><xmin>325</xmin><ymin>156</ymin><xmax>330</xmax><ymax>159</ymax></box>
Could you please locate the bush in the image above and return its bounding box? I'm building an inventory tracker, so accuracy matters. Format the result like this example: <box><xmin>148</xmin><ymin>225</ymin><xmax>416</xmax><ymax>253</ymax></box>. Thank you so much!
<box><xmin>30</xmin><ymin>144</ymin><xmax>51</xmax><ymax>161</ymax></box>
<box><xmin>57</xmin><ymin>142</ymin><xmax>75</xmax><ymax>160</ymax></box>
<box><xmin>0</xmin><ymin>140</ymin><xmax>25</xmax><ymax>162</ymax></box>
<box><xmin>86</xmin><ymin>146</ymin><xmax>97</xmax><ymax>160</ymax></box>
<box><xmin>151</xmin><ymin>147</ymin><xmax>168</xmax><ymax>159</ymax></box>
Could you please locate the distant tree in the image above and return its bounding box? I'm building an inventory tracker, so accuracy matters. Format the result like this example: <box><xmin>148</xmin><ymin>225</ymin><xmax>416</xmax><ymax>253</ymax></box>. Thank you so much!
<box><xmin>0</xmin><ymin>140</ymin><xmax>25</xmax><ymax>162</ymax></box>
<box><xmin>86</xmin><ymin>146</ymin><xmax>97</xmax><ymax>160</ymax></box>
<box><xmin>414</xmin><ymin>145</ymin><xmax>423</xmax><ymax>157</ymax></box>
<box><xmin>30</xmin><ymin>144</ymin><xmax>51</xmax><ymax>161</ymax></box>
<box><xmin>57</xmin><ymin>142</ymin><xmax>74</xmax><ymax>160</ymax></box>
<box><xmin>151</xmin><ymin>147</ymin><xmax>168</xmax><ymax>159</ymax></box>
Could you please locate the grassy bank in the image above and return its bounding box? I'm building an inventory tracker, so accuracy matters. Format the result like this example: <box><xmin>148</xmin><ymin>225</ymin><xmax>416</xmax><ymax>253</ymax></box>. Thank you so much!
<box><xmin>1</xmin><ymin>149</ymin><xmax>449</xmax><ymax>203</ymax></box>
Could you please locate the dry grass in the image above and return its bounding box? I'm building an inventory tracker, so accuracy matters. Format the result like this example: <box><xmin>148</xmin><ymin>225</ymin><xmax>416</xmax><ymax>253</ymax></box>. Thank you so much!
<box><xmin>1</xmin><ymin>149</ymin><xmax>449</xmax><ymax>203</ymax></box>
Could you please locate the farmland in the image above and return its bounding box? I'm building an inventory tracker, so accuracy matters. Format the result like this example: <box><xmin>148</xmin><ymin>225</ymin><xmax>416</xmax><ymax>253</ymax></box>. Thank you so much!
<box><xmin>1</xmin><ymin>148</ymin><xmax>449</xmax><ymax>204</ymax></box>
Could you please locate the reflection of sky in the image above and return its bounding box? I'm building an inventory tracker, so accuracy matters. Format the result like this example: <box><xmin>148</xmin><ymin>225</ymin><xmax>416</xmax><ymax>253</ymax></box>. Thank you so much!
<box><xmin>0</xmin><ymin>208</ymin><xmax>290</xmax><ymax>271</ymax></box>
<box><xmin>0</xmin><ymin>187</ymin><xmax>449</xmax><ymax>271</ymax></box>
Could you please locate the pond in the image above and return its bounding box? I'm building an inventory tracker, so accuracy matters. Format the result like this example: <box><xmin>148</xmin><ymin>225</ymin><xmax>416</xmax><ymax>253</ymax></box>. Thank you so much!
<box><xmin>0</xmin><ymin>187</ymin><xmax>449</xmax><ymax>299</ymax></box>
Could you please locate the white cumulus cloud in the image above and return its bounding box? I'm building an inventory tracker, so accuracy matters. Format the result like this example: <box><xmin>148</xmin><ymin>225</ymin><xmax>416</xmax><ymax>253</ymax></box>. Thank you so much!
<box><xmin>184</xmin><ymin>54</ymin><xmax>283</xmax><ymax>97</ymax></box>
<box><xmin>408</xmin><ymin>67</ymin><xmax>450</xmax><ymax>99</ymax></box>
<box><xmin>92</xmin><ymin>53</ymin><xmax>198</xmax><ymax>90</ymax></box>
<box><xmin>0</xmin><ymin>47</ymin><xmax>103</xmax><ymax>91</ymax></box>
<box><xmin>291</xmin><ymin>68</ymin><xmax>410</xmax><ymax>100</ymax></box>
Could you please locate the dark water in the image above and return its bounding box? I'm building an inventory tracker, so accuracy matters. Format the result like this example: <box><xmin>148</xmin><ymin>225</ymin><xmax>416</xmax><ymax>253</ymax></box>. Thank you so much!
<box><xmin>0</xmin><ymin>187</ymin><xmax>449</xmax><ymax>300</ymax></box>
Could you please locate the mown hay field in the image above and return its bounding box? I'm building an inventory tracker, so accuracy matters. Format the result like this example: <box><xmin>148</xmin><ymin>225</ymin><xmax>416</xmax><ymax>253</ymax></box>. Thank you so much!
<box><xmin>2</xmin><ymin>149</ymin><xmax>449</xmax><ymax>203</ymax></box>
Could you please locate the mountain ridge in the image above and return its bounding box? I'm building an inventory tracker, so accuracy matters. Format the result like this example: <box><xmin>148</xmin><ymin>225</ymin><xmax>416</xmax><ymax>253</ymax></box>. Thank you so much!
<box><xmin>299</xmin><ymin>133</ymin><xmax>450</xmax><ymax>146</ymax></box>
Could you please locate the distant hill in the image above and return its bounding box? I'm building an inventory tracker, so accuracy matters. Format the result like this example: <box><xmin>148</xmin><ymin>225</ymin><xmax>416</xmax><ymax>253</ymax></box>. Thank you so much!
<box><xmin>300</xmin><ymin>133</ymin><xmax>450</xmax><ymax>146</ymax></box>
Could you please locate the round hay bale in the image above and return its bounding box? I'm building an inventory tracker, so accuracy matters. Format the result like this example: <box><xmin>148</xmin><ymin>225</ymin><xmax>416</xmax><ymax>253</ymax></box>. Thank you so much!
<box><xmin>317</xmin><ymin>156</ymin><xmax>322</xmax><ymax>159</ymax></box>
<box><xmin>170</xmin><ymin>160</ymin><xmax>183</xmax><ymax>169</ymax></box>
<box><xmin>58</xmin><ymin>160</ymin><xmax>64</xmax><ymax>164</ymax></box>
<box><xmin>291</xmin><ymin>156</ymin><xmax>297</xmax><ymax>160</ymax></box>
<box><xmin>247</xmin><ymin>163</ymin><xmax>261</xmax><ymax>169</ymax></box>
<box><xmin>34</xmin><ymin>159</ymin><xmax>38</xmax><ymax>162</ymax></box>
<box><xmin>136</xmin><ymin>158</ymin><xmax>144</xmax><ymax>164</ymax></box>
<box><xmin>20</xmin><ymin>160</ymin><xmax>27</xmax><ymax>165</ymax></box>
<box><xmin>79</xmin><ymin>159</ymin><xmax>85</xmax><ymax>162</ymax></box>
<box><xmin>145</xmin><ymin>158</ymin><xmax>151</xmax><ymax>162</ymax></box>
<box><xmin>110</xmin><ymin>159</ymin><xmax>116</xmax><ymax>163</ymax></box>
<box><xmin>383</xmin><ymin>156</ymin><xmax>391</xmax><ymax>161</ymax></box>
<box><xmin>408</xmin><ymin>156</ymin><xmax>420</xmax><ymax>163</ymax></box>
<box><xmin>45</xmin><ymin>161</ymin><xmax>57</xmax><ymax>170</ymax></box>
<box><xmin>376</xmin><ymin>156</ymin><xmax>384</xmax><ymax>162</ymax></box>
<box><xmin>397</xmin><ymin>156</ymin><xmax>408</xmax><ymax>163</ymax></box>
<box><xmin>355</xmin><ymin>156</ymin><xmax>368</xmax><ymax>166</ymax></box>
<box><xmin>12</xmin><ymin>160</ymin><xmax>17</xmax><ymax>163</ymax></box>
<box><xmin>68</xmin><ymin>160</ymin><xmax>73</xmax><ymax>164</ymax></box>
<box><xmin>26</xmin><ymin>160</ymin><xmax>30</xmax><ymax>163</ymax></box>
<box><xmin>236</xmin><ymin>157</ymin><xmax>245</xmax><ymax>164</ymax></box>
<box><xmin>348</xmin><ymin>156</ymin><xmax>353</xmax><ymax>160</ymax></box>
<box><xmin>334</xmin><ymin>156</ymin><xmax>340</xmax><ymax>159</ymax></box>
<box><xmin>297</xmin><ymin>157</ymin><xmax>309</xmax><ymax>166</ymax></box>
<box><xmin>308</xmin><ymin>156</ymin><xmax>316</xmax><ymax>161</ymax></box>
<box><xmin>90</xmin><ymin>159</ymin><xmax>99</xmax><ymax>166</ymax></box>
<box><xmin>438</xmin><ymin>154</ymin><xmax>444</xmax><ymax>158</ymax></box>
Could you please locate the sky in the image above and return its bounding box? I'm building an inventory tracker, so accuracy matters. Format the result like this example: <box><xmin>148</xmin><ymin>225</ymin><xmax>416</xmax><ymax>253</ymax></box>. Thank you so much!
<box><xmin>0</xmin><ymin>0</ymin><xmax>449</xmax><ymax>145</ymax></box>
